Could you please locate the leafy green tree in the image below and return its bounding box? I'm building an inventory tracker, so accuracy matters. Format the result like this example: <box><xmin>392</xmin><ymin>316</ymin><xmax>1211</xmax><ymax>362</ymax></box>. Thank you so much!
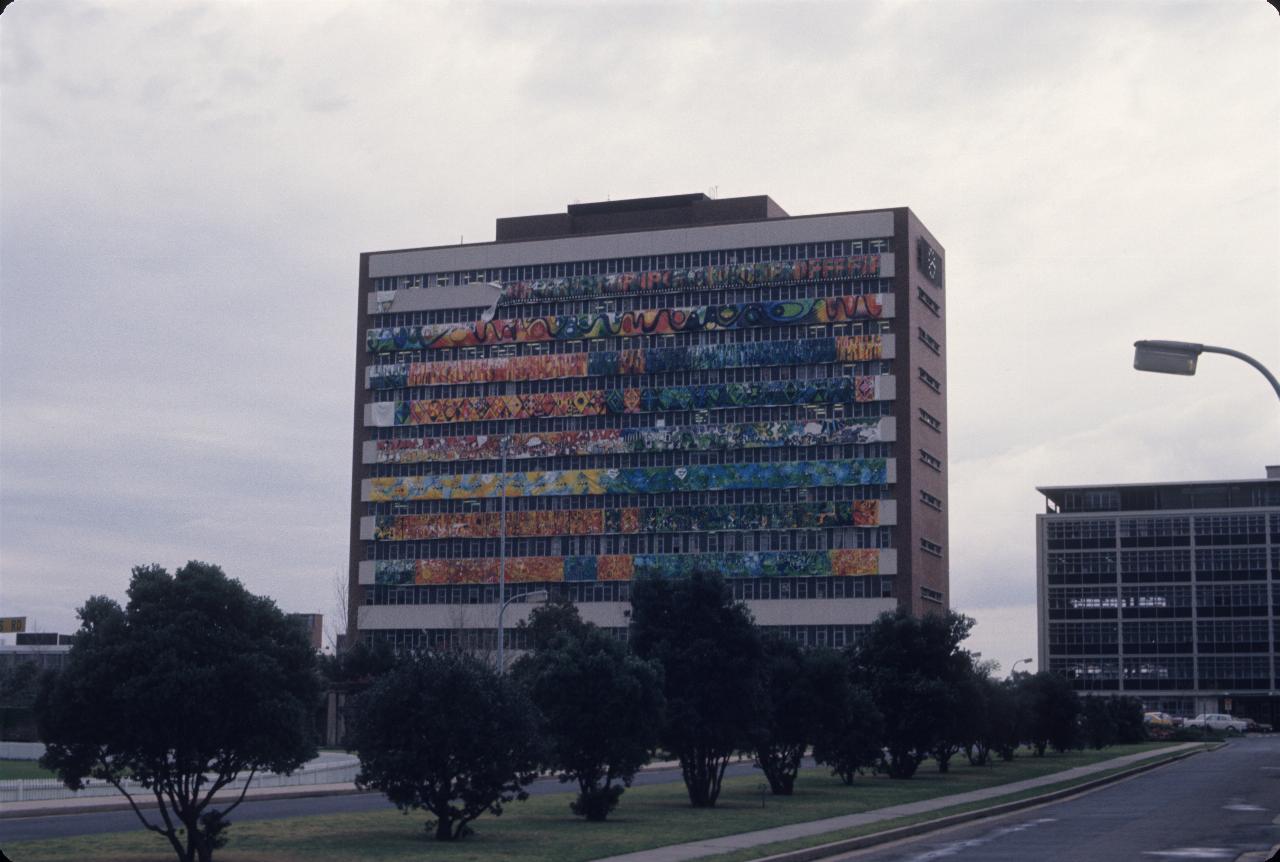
<box><xmin>750</xmin><ymin>638</ymin><xmax>842</xmax><ymax>795</ymax></box>
<box><xmin>809</xmin><ymin>650</ymin><xmax>884</xmax><ymax>785</ymax></box>
<box><xmin>518</xmin><ymin>594</ymin><xmax>591</xmax><ymax>650</ymax></box>
<box><xmin>630</xmin><ymin>571</ymin><xmax>765</xmax><ymax>807</ymax></box>
<box><xmin>36</xmin><ymin>563</ymin><xmax>320</xmax><ymax>862</ymax></box>
<box><xmin>1018</xmin><ymin>670</ymin><xmax>1080</xmax><ymax>755</ymax></box>
<box><xmin>1108</xmin><ymin>695</ymin><xmax>1147</xmax><ymax>744</ymax></box>
<box><xmin>851</xmin><ymin>609</ymin><xmax>974</xmax><ymax>779</ymax></box>
<box><xmin>512</xmin><ymin>605</ymin><xmax>664</xmax><ymax>820</ymax></box>
<box><xmin>346</xmin><ymin>650</ymin><xmax>540</xmax><ymax>840</ymax></box>
<box><xmin>1082</xmin><ymin>695</ymin><xmax>1118</xmax><ymax>749</ymax></box>
<box><xmin>986</xmin><ymin>678</ymin><xmax>1026</xmax><ymax>761</ymax></box>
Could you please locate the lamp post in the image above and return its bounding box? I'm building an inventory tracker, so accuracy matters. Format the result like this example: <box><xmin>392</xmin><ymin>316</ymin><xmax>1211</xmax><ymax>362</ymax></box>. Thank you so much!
<box><xmin>1133</xmin><ymin>340</ymin><xmax>1280</xmax><ymax>403</ymax></box>
<box><xmin>497</xmin><ymin>589</ymin><xmax>548</xmax><ymax>673</ymax></box>
<box><xmin>1010</xmin><ymin>657</ymin><xmax>1034</xmax><ymax>677</ymax></box>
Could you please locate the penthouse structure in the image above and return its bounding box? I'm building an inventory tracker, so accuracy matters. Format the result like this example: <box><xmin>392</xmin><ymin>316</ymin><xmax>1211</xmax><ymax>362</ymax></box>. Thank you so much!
<box><xmin>349</xmin><ymin>194</ymin><xmax>948</xmax><ymax>656</ymax></box>
<box><xmin>1037</xmin><ymin>469</ymin><xmax>1280</xmax><ymax>723</ymax></box>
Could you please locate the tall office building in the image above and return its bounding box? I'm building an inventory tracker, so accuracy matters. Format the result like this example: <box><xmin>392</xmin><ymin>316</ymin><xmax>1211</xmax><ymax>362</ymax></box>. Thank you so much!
<box><xmin>1037</xmin><ymin>468</ymin><xmax>1280</xmax><ymax>722</ymax></box>
<box><xmin>349</xmin><ymin>194</ymin><xmax>948</xmax><ymax>655</ymax></box>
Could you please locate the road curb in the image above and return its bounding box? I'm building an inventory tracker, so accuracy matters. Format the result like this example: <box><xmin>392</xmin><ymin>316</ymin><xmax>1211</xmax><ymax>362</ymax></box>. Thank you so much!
<box><xmin>732</xmin><ymin>746</ymin><xmax>1210</xmax><ymax>862</ymax></box>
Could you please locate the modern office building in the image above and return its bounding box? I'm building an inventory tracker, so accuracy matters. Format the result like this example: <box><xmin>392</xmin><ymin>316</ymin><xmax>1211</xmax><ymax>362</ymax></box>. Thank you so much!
<box><xmin>1037</xmin><ymin>468</ymin><xmax>1280</xmax><ymax>723</ymax></box>
<box><xmin>350</xmin><ymin>194</ymin><xmax>948</xmax><ymax>656</ymax></box>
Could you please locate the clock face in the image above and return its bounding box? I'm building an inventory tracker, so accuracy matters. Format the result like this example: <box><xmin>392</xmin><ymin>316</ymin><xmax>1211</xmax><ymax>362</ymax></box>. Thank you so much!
<box><xmin>918</xmin><ymin>239</ymin><xmax>942</xmax><ymax>286</ymax></box>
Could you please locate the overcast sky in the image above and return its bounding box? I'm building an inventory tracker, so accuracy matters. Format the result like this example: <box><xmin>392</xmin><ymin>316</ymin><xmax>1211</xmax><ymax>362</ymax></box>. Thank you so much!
<box><xmin>1</xmin><ymin>0</ymin><xmax>1276</xmax><ymax>671</ymax></box>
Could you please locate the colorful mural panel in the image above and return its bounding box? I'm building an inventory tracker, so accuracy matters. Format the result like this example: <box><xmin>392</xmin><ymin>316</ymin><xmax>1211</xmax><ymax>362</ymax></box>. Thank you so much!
<box><xmin>498</xmin><ymin>255</ymin><xmax>884</xmax><ymax>303</ymax></box>
<box><xmin>368</xmin><ymin>336</ymin><xmax>884</xmax><ymax>390</ymax></box>
<box><xmin>374</xmin><ymin>500</ymin><xmax>881</xmax><ymax>541</ymax></box>
<box><xmin>372</xmin><ymin>418</ymin><xmax>883</xmax><ymax>463</ymax></box>
<box><xmin>368</xmin><ymin>458</ymin><xmax>888</xmax><ymax>502</ymax></box>
<box><xmin>377</xmin><ymin>376</ymin><xmax>884</xmax><ymax>427</ymax></box>
<box><xmin>366</xmin><ymin>294</ymin><xmax>885</xmax><ymax>353</ymax></box>
<box><xmin>373</xmin><ymin>549</ymin><xmax>881</xmax><ymax>586</ymax></box>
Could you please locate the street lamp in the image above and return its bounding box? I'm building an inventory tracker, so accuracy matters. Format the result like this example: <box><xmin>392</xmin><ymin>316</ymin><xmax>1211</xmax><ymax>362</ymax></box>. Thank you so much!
<box><xmin>1133</xmin><ymin>340</ymin><xmax>1280</xmax><ymax>402</ymax></box>
<box><xmin>1010</xmin><ymin>657</ymin><xmax>1034</xmax><ymax>677</ymax></box>
<box><xmin>496</xmin><ymin>589</ymin><xmax>548</xmax><ymax>673</ymax></box>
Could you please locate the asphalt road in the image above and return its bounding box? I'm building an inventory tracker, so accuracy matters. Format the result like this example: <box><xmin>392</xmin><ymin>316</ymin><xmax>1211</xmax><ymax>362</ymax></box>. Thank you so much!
<box><xmin>0</xmin><ymin>758</ymin><xmax>774</xmax><ymax>844</ymax></box>
<box><xmin>829</xmin><ymin>736</ymin><xmax>1280</xmax><ymax>862</ymax></box>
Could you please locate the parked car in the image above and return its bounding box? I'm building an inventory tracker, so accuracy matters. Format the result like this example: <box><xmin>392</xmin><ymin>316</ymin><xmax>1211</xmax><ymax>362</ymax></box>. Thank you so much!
<box><xmin>1245</xmin><ymin>718</ymin><xmax>1274</xmax><ymax>733</ymax></box>
<box><xmin>1143</xmin><ymin>711</ymin><xmax>1180</xmax><ymax>729</ymax></box>
<box><xmin>1185</xmin><ymin>713</ymin><xmax>1248</xmax><ymax>733</ymax></box>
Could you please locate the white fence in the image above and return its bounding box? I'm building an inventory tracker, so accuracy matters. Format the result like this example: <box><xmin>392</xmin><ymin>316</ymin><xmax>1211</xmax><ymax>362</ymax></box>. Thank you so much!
<box><xmin>0</xmin><ymin>757</ymin><xmax>360</xmax><ymax>804</ymax></box>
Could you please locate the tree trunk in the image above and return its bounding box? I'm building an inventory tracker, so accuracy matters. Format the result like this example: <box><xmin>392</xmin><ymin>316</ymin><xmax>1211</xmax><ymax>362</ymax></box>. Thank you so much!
<box><xmin>436</xmin><ymin>815</ymin><xmax>457</xmax><ymax>841</ymax></box>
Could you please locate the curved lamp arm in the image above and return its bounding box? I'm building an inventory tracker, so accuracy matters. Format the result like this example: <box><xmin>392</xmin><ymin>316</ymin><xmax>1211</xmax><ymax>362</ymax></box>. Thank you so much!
<box><xmin>1134</xmin><ymin>340</ymin><xmax>1280</xmax><ymax>403</ymax></box>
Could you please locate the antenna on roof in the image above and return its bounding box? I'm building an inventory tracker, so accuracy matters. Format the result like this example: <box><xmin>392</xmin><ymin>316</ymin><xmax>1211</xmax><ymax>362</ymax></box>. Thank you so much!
<box><xmin>709</xmin><ymin>185</ymin><xmax>718</xmax><ymax>199</ymax></box>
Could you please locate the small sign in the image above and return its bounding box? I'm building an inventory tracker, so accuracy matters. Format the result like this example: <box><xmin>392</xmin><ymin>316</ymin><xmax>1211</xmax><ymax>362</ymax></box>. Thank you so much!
<box><xmin>0</xmin><ymin>617</ymin><xmax>27</xmax><ymax>634</ymax></box>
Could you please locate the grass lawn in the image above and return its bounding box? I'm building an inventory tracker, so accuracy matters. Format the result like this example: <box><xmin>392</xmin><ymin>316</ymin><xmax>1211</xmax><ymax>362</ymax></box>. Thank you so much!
<box><xmin>4</xmin><ymin>743</ymin><xmax>1187</xmax><ymax>862</ymax></box>
<box><xmin>0</xmin><ymin>758</ymin><xmax>56</xmax><ymax>780</ymax></box>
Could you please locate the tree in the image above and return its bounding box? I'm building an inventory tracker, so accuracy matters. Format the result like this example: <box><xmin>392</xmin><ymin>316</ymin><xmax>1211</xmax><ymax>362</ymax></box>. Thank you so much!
<box><xmin>1018</xmin><ymin>670</ymin><xmax>1080</xmax><ymax>755</ymax></box>
<box><xmin>809</xmin><ymin>650</ymin><xmax>884</xmax><ymax>786</ymax></box>
<box><xmin>512</xmin><ymin>604</ymin><xmax>664</xmax><ymax>820</ymax></box>
<box><xmin>851</xmin><ymin>609</ymin><xmax>974</xmax><ymax>779</ymax></box>
<box><xmin>987</xmin><ymin>679</ymin><xmax>1025</xmax><ymax>761</ymax></box>
<box><xmin>36</xmin><ymin>563</ymin><xmax>320</xmax><ymax>862</ymax></box>
<box><xmin>751</xmin><ymin>638</ymin><xmax>845</xmax><ymax>795</ymax></box>
<box><xmin>1108</xmin><ymin>695</ymin><xmax>1147</xmax><ymax>744</ymax></box>
<box><xmin>1081</xmin><ymin>695</ymin><xmax>1117</xmax><ymax>750</ymax></box>
<box><xmin>630</xmin><ymin>571</ymin><xmax>765</xmax><ymax>807</ymax></box>
<box><xmin>517</xmin><ymin>593</ymin><xmax>591</xmax><ymax>651</ymax></box>
<box><xmin>346</xmin><ymin>650</ymin><xmax>540</xmax><ymax>840</ymax></box>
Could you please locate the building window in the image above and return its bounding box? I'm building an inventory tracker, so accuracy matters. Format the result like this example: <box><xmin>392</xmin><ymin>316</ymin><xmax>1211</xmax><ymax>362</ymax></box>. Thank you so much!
<box><xmin>920</xmin><ymin>586</ymin><xmax>944</xmax><ymax>604</ymax></box>
<box><xmin>919</xmin><ymin>449</ymin><xmax>943</xmax><ymax>472</ymax></box>
<box><xmin>917</xmin><ymin>327</ymin><xmax>941</xmax><ymax>355</ymax></box>
<box><xmin>920</xmin><ymin>489</ymin><xmax>944</xmax><ymax>511</ymax></box>
<box><xmin>918</xmin><ymin>367</ymin><xmax>942</xmax><ymax>394</ymax></box>
<box><xmin>916</xmin><ymin>287</ymin><xmax>940</xmax><ymax>317</ymax></box>
<box><xmin>920</xmin><ymin>538</ymin><xmax>944</xmax><ymax>557</ymax></box>
<box><xmin>918</xmin><ymin>408</ymin><xmax>942</xmax><ymax>433</ymax></box>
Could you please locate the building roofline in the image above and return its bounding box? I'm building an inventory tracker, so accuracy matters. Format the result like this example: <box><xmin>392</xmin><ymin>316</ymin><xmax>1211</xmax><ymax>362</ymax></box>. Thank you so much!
<box><xmin>361</xmin><ymin>203</ymin><xmax>913</xmax><ymax>259</ymax></box>
<box><xmin>1037</xmin><ymin>476</ymin><xmax>1278</xmax><ymax>495</ymax></box>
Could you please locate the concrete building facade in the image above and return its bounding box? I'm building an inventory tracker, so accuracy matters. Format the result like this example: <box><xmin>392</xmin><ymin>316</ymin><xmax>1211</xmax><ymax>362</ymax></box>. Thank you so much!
<box><xmin>349</xmin><ymin>194</ymin><xmax>948</xmax><ymax>655</ymax></box>
<box><xmin>1037</xmin><ymin>469</ymin><xmax>1280</xmax><ymax>723</ymax></box>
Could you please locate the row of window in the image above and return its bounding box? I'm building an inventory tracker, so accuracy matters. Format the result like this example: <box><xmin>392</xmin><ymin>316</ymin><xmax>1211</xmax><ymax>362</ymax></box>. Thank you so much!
<box><xmin>371</xmin><ymin>362</ymin><xmax>894</xmax><ymax>402</ymax></box>
<box><xmin>1049</xmin><ymin>515</ymin><xmax>1280</xmax><ymax>548</ymax></box>
<box><xmin>363</xmin><ymin>622</ymin><xmax>875</xmax><ymax>652</ymax></box>
<box><xmin>1049</xmin><ymin>619</ymin><xmax>1273</xmax><ymax>649</ymax></box>
<box><xmin>369</xmin><ymin>401</ymin><xmax>895</xmax><ymax>440</ymax></box>
<box><xmin>378</xmin><ymin>280</ymin><xmax>896</xmax><ymax>329</ymax></box>
<box><xmin>1051</xmin><ymin>655</ymin><xmax>1274</xmax><ymax>691</ymax></box>
<box><xmin>1047</xmin><ymin>584</ymin><xmax>1274</xmax><ymax>616</ymax></box>
<box><xmin>364</xmin><ymin>575</ymin><xmax>895</xmax><ymax>609</ymax></box>
<box><xmin>374</xmin><ymin>320</ymin><xmax>896</xmax><ymax>365</ymax></box>
<box><xmin>366</xmin><ymin>444</ymin><xmax>894</xmax><ymax>478</ymax></box>
<box><xmin>369</xmin><ymin>239</ymin><xmax>895</xmax><ymax>295</ymax></box>
<box><xmin>368</xmin><ymin>483</ymin><xmax>892</xmax><ymax>517</ymax></box>
<box><xmin>365</xmin><ymin>526</ymin><xmax>896</xmax><ymax>560</ymax></box>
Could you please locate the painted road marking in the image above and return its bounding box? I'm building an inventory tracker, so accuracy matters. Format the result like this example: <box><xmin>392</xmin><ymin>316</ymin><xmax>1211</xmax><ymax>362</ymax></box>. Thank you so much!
<box><xmin>1141</xmin><ymin>850</ymin><xmax>1237</xmax><ymax>859</ymax></box>
<box><xmin>903</xmin><ymin>818</ymin><xmax>1057</xmax><ymax>860</ymax></box>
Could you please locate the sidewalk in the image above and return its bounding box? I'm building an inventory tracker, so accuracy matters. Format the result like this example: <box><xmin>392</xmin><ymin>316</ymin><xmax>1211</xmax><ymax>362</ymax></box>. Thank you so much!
<box><xmin>592</xmin><ymin>743</ymin><xmax>1205</xmax><ymax>862</ymax></box>
<box><xmin>0</xmin><ymin>755</ymin><xmax>689</xmax><ymax>819</ymax></box>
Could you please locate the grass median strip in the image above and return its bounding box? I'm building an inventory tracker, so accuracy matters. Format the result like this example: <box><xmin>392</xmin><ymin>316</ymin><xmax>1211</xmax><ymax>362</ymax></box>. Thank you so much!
<box><xmin>4</xmin><ymin>743</ymin><xmax>1183</xmax><ymax>862</ymax></box>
